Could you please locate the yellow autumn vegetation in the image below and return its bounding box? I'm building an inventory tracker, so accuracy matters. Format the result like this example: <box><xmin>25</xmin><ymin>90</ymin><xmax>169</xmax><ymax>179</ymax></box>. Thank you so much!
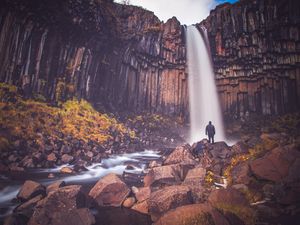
<box><xmin>0</xmin><ymin>83</ymin><xmax>135</xmax><ymax>147</ymax></box>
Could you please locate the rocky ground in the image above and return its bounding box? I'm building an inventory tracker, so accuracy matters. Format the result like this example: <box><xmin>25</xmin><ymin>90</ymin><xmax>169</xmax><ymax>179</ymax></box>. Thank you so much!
<box><xmin>3</xmin><ymin>111</ymin><xmax>300</xmax><ymax>225</ymax></box>
<box><xmin>0</xmin><ymin>82</ymin><xmax>185</xmax><ymax>173</ymax></box>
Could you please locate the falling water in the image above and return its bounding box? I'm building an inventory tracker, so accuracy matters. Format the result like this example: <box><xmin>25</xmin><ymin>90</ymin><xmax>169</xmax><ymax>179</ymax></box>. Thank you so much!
<box><xmin>186</xmin><ymin>25</ymin><xmax>225</xmax><ymax>143</ymax></box>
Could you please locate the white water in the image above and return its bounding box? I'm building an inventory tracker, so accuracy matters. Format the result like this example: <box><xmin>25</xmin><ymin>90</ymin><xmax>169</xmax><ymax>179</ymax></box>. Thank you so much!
<box><xmin>186</xmin><ymin>26</ymin><xmax>225</xmax><ymax>143</ymax></box>
<box><xmin>0</xmin><ymin>150</ymin><xmax>161</xmax><ymax>218</ymax></box>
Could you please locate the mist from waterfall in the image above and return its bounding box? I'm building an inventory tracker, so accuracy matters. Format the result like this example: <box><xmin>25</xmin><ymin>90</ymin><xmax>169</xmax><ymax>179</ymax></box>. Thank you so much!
<box><xmin>186</xmin><ymin>25</ymin><xmax>225</xmax><ymax>144</ymax></box>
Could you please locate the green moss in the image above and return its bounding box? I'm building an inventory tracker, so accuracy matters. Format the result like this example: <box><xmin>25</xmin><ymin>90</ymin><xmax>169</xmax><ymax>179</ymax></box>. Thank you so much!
<box><xmin>182</xmin><ymin>212</ymin><xmax>215</xmax><ymax>225</ymax></box>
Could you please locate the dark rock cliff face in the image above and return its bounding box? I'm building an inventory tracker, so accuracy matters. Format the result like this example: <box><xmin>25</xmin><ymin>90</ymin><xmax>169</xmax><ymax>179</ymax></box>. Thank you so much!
<box><xmin>0</xmin><ymin>0</ymin><xmax>299</xmax><ymax>120</ymax></box>
<box><xmin>0</xmin><ymin>0</ymin><xmax>187</xmax><ymax>117</ymax></box>
<box><xmin>200</xmin><ymin>0</ymin><xmax>300</xmax><ymax>119</ymax></box>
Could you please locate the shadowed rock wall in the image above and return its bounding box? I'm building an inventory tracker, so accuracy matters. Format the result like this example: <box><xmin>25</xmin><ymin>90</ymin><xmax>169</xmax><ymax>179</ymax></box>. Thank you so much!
<box><xmin>200</xmin><ymin>0</ymin><xmax>300</xmax><ymax>119</ymax></box>
<box><xmin>0</xmin><ymin>0</ymin><xmax>188</xmax><ymax>117</ymax></box>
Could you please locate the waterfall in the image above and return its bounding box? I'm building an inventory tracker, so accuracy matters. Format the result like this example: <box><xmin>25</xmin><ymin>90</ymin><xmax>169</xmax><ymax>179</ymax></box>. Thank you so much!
<box><xmin>186</xmin><ymin>25</ymin><xmax>225</xmax><ymax>144</ymax></box>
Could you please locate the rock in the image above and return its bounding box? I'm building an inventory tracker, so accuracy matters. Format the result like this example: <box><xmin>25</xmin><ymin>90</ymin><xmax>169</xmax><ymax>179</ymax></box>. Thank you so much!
<box><xmin>143</xmin><ymin>164</ymin><xmax>181</xmax><ymax>187</ymax></box>
<box><xmin>125</xmin><ymin>164</ymin><xmax>135</xmax><ymax>170</ymax></box>
<box><xmin>48</xmin><ymin>173</ymin><xmax>55</xmax><ymax>178</ymax></box>
<box><xmin>122</xmin><ymin>197</ymin><xmax>136</xmax><ymax>208</ymax></box>
<box><xmin>89</xmin><ymin>173</ymin><xmax>130</xmax><ymax>207</ymax></box>
<box><xmin>61</xmin><ymin>154</ymin><xmax>74</xmax><ymax>164</ymax></box>
<box><xmin>231</xmin><ymin>162</ymin><xmax>251</xmax><ymax>185</ymax></box>
<box><xmin>183</xmin><ymin>167</ymin><xmax>206</xmax><ymax>185</ymax></box>
<box><xmin>28</xmin><ymin>185</ymin><xmax>94</xmax><ymax>225</ymax></box>
<box><xmin>60</xmin><ymin>167</ymin><xmax>73</xmax><ymax>174</ymax></box>
<box><xmin>148</xmin><ymin>161</ymin><xmax>162</xmax><ymax>168</ymax></box>
<box><xmin>46</xmin><ymin>181</ymin><xmax>66</xmax><ymax>194</ymax></box>
<box><xmin>231</xmin><ymin>141</ymin><xmax>249</xmax><ymax>154</ymax></box>
<box><xmin>17</xmin><ymin>180</ymin><xmax>45</xmax><ymax>201</ymax></box>
<box><xmin>148</xmin><ymin>185</ymin><xmax>192</xmax><ymax>221</ymax></box>
<box><xmin>131</xmin><ymin>200</ymin><xmax>149</xmax><ymax>214</ymax></box>
<box><xmin>85</xmin><ymin>151</ymin><xmax>94</xmax><ymax>158</ymax></box>
<box><xmin>163</xmin><ymin>144</ymin><xmax>196</xmax><ymax>165</ymax></box>
<box><xmin>61</xmin><ymin>145</ymin><xmax>72</xmax><ymax>154</ymax></box>
<box><xmin>15</xmin><ymin>195</ymin><xmax>44</xmax><ymax>217</ymax></box>
<box><xmin>134</xmin><ymin>187</ymin><xmax>151</xmax><ymax>202</ymax></box>
<box><xmin>250</xmin><ymin>145</ymin><xmax>299</xmax><ymax>182</ymax></box>
<box><xmin>208</xmin><ymin>188</ymin><xmax>248</xmax><ymax>207</ymax></box>
<box><xmin>154</xmin><ymin>203</ymin><xmax>230</xmax><ymax>225</ymax></box>
<box><xmin>47</xmin><ymin>153</ymin><xmax>57</xmax><ymax>162</ymax></box>
<box><xmin>208</xmin><ymin>142</ymin><xmax>231</xmax><ymax>159</ymax></box>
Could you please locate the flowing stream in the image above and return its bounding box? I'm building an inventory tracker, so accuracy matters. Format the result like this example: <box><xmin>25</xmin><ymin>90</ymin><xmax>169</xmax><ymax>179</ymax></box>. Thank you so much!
<box><xmin>0</xmin><ymin>150</ymin><xmax>161</xmax><ymax>219</ymax></box>
<box><xmin>186</xmin><ymin>25</ymin><xmax>226</xmax><ymax>143</ymax></box>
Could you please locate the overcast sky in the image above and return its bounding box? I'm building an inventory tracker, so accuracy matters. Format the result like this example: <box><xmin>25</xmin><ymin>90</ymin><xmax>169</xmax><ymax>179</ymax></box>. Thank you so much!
<box><xmin>115</xmin><ymin>0</ymin><xmax>238</xmax><ymax>25</ymax></box>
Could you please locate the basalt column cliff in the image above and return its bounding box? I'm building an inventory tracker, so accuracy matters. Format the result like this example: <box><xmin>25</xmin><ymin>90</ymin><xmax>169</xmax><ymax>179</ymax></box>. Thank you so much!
<box><xmin>0</xmin><ymin>0</ymin><xmax>187</xmax><ymax>116</ymax></box>
<box><xmin>0</xmin><ymin>0</ymin><xmax>299</xmax><ymax>120</ymax></box>
<box><xmin>201</xmin><ymin>0</ymin><xmax>300</xmax><ymax>119</ymax></box>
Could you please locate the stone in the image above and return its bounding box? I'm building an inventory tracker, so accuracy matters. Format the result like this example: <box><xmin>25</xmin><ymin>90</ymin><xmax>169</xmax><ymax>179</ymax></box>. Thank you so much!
<box><xmin>208</xmin><ymin>188</ymin><xmax>248</xmax><ymax>208</ymax></box>
<box><xmin>131</xmin><ymin>200</ymin><xmax>149</xmax><ymax>214</ymax></box>
<box><xmin>122</xmin><ymin>197</ymin><xmax>136</xmax><ymax>208</ymax></box>
<box><xmin>17</xmin><ymin>180</ymin><xmax>45</xmax><ymax>201</ymax></box>
<box><xmin>249</xmin><ymin>146</ymin><xmax>298</xmax><ymax>182</ymax></box>
<box><xmin>89</xmin><ymin>173</ymin><xmax>130</xmax><ymax>207</ymax></box>
<box><xmin>28</xmin><ymin>185</ymin><xmax>94</xmax><ymax>225</ymax></box>
<box><xmin>46</xmin><ymin>181</ymin><xmax>66</xmax><ymax>194</ymax></box>
<box><xmin>143</xmin><ymin>164</ymin><xmax>181</xmax><ymax>187</ymax></box>
<box><xmin>149</xmin><ymin>161</ymin><xmax>162</xmax><ymax>168</ymax></box>
<box><xmin>183</xmin><ymin>167</ymin><xmax>206</xmax><ymax>185</ymax></box>
<box><xmin>47</xmin><ymin>153</ymin><xmax>57</xmax><ymax>162</ymax></box>
<box><xmin>231</xmin><ymin>162</ymin><xmax>251</xmax><ymax>185</ymax></box>
<box><xmin>208</xmin><ymin>142</ymin><xmax>231</xmax><ymax>160</ymax></box>
<box><xmin>163</xmin><ymin>144</ymin><xmax>196</xmax><ymax>165</ymax></box>
<box><xmin>125</xmin><ymin>164</ymin><xmax>135</xmax><ymax>170</ymax></box>
<box><xmin>148</xmin><ymin>185</ymin><xmax>192</xmax><ymax>221</ymax></box>
<box><xmin>134</xmin><ymin>187</ymin><xmax>151</xmax><ymax>203</ymax></box>
<box><xmin>61</xmin><ymin>154</ymin><xmax>74</xmax><ymax>164</ymax></box>
<box><xmin>15</xmin><ymin>195</ymin><xmax>44</xmax><ymax>217</ymax></box>
<box><xmin>60</xmin><ymin>167</ymin><xmax>73</xmax><ymax>174</ymax></box>
<box><xmin>154</xmin><ymin>203</ymin><xmax>230</xmax><ymax>225</ymax></box>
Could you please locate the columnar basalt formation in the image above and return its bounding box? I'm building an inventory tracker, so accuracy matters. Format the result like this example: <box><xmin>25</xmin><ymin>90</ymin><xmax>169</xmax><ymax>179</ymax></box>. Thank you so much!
<box><xmin>0</xmin><ymin>0</ymin><xmax>187</xmax><ymax>117</ymax></box>
<box><xmin>200</xmin><ymin>0</ymin><xmax>300</xmax><ymax>119</ymax></box>
<box><xmin>0</xmin><ymin>0</ymin><xmax>299</xmax><ymax>120</ymax></box>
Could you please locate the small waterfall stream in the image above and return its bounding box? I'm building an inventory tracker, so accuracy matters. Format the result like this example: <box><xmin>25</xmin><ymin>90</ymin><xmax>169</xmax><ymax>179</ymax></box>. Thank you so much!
<box><xmin>186</xmin><ymin>25</ymin><xmax>225</xmax><ymax>143</ymax></box>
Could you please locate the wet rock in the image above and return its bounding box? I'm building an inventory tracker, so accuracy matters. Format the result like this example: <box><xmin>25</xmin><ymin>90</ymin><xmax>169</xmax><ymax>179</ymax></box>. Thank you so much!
<box><xmin>148</xmin><ymin>160</ymin><xmax>162</xmax><ymax>168</ymax></box>
<box><xmin>143</xmin><ymin>164</ymin><xmax>181</xmax><ymax>187</ymax></box>
<box><xmin>15</xmin><ymin>194</ymin><xmax>44</xmax><ymax>217</ymax></box>
<box><xmin>163</xmin><ymin>144</ymin><xmax>196</xmax><ymax>165</ymax></box>
<box><xmin>61</xmin><ymin>154</ymin><xmax>74</xmax><ymax>164</ymax></box>
<box><xmin>60</xmin><ymin>167</ymin><xmax>73</xmax><ymax>174</ymax></box>
<box><xmin>122</xmin><ymin>197</ymin><xmax>136</xmax><ymax>208</ymax></box>
<box><xmin>125</xmin><ymin>164</ymin><xmax>135</xmax><ymax>170</ymax></box>
<box><xmin>28</xmin><ymin>185</ymin><xmax>94</xmax><ymax>225</ymax></box>
<box><xmin>148</xmin><ymin>185</ymin><xmax>192</xmax><ymax>221</ymax></box>
<box><xmin>154</xmin><ymin>203</ymin><xmax>230</xmax><ymax>225</ymax></box>
<box><xmin>46</xmin><ymin>181</ymin><xmax>66</xmax><ymax>194</ymax></box>
<box><xmin>89</xmin><ymin>173</ymin><xmax>130</xmax><ymax>207</ymax></box>
<box><xmin>17</xmin><ymin>180</ymin><xmax>45</xmax><ymax>201</ymax></box>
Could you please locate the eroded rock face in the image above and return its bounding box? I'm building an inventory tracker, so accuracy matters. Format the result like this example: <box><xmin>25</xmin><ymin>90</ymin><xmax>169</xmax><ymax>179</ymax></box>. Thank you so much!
<box><xmin>89</xmin><ymin>173</ymin><xmax>130</xmax><ymax>207</ymax></box>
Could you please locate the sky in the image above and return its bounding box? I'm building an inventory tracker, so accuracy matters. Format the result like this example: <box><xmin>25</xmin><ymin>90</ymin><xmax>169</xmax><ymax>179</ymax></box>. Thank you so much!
<box><xmin>115</xmin><ymin>0</ymin><xmax>238</xmax><ymax>25</ymax></box>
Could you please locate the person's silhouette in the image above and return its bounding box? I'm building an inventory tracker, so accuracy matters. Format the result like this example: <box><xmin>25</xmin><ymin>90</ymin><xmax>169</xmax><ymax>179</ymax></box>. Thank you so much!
<box><xmin>205</xmin><ymin>121</ymin><xmax>215</xmax><ymax>143</ymax></box>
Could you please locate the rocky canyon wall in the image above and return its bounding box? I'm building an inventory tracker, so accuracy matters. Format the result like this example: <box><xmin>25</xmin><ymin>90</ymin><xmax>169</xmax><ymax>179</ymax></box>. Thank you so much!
<box><xmin>0</xmin><ymin>0</ymin><xmax>299</xmax><ymax>120</ymax></box>
<box><xmin>0</xmin><ymin>0</ymin><xmax>188</xmax><ymax>117</ymax></box>
<box><xmin>200</xmin><ymin>0</ymin><xmax>300</xmax><ymax>119</ymax></box>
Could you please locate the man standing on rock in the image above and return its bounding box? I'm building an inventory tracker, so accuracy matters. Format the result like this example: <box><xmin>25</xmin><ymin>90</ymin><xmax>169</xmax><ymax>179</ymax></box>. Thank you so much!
<box><xmin>205</xmin><ymin>121</ymin><xmax>215</xmax><ymax>144</ymax></box>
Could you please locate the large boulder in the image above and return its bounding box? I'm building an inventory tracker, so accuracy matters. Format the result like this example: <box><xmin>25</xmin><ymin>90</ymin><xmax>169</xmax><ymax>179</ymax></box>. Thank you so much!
<box><xmin>89</xmin><ymin>173</ymin><xmax>130</xmax><ymax>207</ymax></box>
<box><xmin>250</xmin><ymin>145</ymin><xmax>299</xmax><ymax>182</ymax></box>
<box><xmin>133</xmin><ymin>187</ymin><xmax>151</xmax><ymax>202</ymax></box>
<box><xmin>143</xmin><ymin>164</ymin><xmax>181</xmax><ymax>187</ymax></box>
<box><xmin>148</xmin><ymin>185</ymin><xmax>192</xmax><ymax>221</ymax></box>
<box><xmin>46</xmin><ymin>181</ymin><xmax>66</xmax><ymax>194</ymax></box>
<box><xmin>154</xmin><ymin>203</ymin><xmax>230</xmax><ymax>225</ymax></box>
<box><xmin>131</xmin><ymin>200</ymin><xmax>149</xmax><ymax>214</ymax></box>
<box><xmin>183</xmin><ymin>167</ymin><xmax>206</xmax><ymax>185</ymax></box>
<box><xmin>15</xmin><ymin>195</ymin><xmax>44</xmax><ymax>217</ymax></box>
<box><xmin>28</xmin><ymin>185</ymin><xmax>94</xmax><ymax>225</ymax></box>
<box><xmin>231</xmin><ymin>162</ymin><xmax>251</xmax><ymax>185</ymax></box>
<box><xmin>208</xmin><ymin>142</ymin><xmax>231</xmax><ymax>160</ymax></box>
<box><xmin>163</xmin><ymin>144</ymin><xmax>196</xmax><ymax>165</ymax></box>
<box><xmin>17</xmin><ymin>180</ymin><xmax>45</xmax><ymax>201</ymax></box>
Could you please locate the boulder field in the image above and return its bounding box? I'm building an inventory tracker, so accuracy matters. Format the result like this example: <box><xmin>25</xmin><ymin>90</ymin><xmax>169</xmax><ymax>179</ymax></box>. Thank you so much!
<box><xmin>4</xmin><ymin>130</ymin><xmax>300</xmax><ymax>225</ymax></box>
